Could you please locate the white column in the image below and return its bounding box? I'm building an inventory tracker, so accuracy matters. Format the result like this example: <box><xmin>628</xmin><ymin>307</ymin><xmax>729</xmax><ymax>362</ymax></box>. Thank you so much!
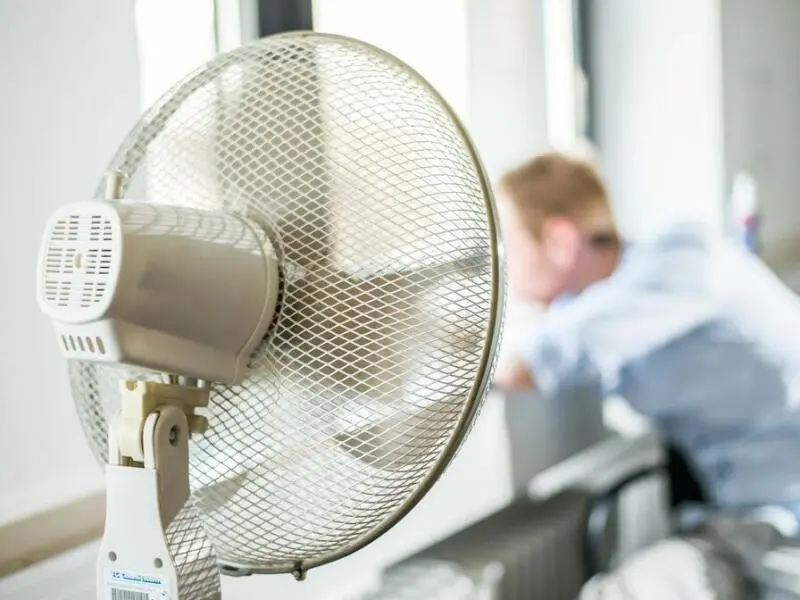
<box><xmin>591</xmin><ymin>0</ymin><xmax>726</xmax><ymax>240</ymax></box>
<box><xmin>464</xmin><ymin>0</ymin><xmax>549</xmax><ymax>182</ymax></box>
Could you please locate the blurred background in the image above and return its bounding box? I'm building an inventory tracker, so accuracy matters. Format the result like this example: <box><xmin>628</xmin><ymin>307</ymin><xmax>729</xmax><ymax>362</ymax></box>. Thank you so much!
<box><xmin>1</xmin><ymin>0</ymin><xmax>798</xmax><ymax>598</ymax></box>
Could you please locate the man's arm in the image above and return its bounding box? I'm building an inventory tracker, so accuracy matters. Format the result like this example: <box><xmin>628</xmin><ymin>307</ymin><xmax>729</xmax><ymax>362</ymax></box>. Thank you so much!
<box><xmin>495</xmin><ymin>360</ymin><xmax>536</xmax><ymax>392</ymax></box>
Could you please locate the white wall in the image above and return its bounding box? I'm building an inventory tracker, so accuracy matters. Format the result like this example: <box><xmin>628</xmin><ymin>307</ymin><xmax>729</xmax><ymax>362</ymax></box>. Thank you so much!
<box><xmin>0</xmin><ymin>0</ymin><xmax>141</xmax><ymax>524</ymax></box>
<box><xmin>720</xmin><ymin>0</ymin><xmax>800</xmax><ymax>264</ymax></box>
<box><xmin>591</xmin><ymin>0</ymin><xmax>726</xmax><ymax>239</ymax></box>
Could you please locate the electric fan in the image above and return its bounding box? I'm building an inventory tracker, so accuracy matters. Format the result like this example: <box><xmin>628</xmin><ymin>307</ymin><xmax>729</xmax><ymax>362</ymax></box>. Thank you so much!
<box><xmin>37</xmin><ymin>32</ymin><xmax>504</xmax><ymax>600</ymax></box>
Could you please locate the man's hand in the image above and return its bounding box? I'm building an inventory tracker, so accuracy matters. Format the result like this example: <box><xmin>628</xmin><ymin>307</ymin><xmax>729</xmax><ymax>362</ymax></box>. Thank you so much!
<box><xmin>495</xmin><ymin>361</ymin><xmax>536</xmax><ymax>392</ymax></box>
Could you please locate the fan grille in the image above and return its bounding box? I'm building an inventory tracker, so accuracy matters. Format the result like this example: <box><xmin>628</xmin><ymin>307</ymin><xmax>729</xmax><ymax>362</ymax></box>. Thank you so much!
<box><xmin>69</xmin><ymin>32</ymin><xmax>503</xmax><ymax>573</ymax></box>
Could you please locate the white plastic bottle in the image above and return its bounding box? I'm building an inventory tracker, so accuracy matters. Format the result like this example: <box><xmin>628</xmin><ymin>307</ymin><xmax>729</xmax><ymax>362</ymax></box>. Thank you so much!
<box><xmin>730</xmin><ymin>171</ymin><xmax>759</xmax><ymax>253</ymax></box>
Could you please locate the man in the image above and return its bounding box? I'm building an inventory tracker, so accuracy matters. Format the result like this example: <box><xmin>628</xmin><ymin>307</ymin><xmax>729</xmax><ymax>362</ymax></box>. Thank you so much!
<box><xmin>496</xmin><ymin>152</ymin><xmax>800</xmax><ymax>598</ymax></box>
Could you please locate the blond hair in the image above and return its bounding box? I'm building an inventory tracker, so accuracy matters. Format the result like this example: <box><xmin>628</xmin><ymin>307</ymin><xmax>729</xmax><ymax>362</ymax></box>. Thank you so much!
<box><xmin>500</xmin><ymin>152</ymin><xmax>616</xmax><ymax>242</ymax></box>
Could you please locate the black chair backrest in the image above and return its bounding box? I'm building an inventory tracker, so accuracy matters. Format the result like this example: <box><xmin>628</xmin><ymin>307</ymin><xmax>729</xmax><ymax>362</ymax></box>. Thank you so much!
<box><xmin>666</xmin><ymin>443</ymin><xmax>708</xmax><ymax>508</ymax></box>
<box><xmin>405</xmin><ymin>491</ymin><xmax>593</xmax><ymax>600</ymax></box>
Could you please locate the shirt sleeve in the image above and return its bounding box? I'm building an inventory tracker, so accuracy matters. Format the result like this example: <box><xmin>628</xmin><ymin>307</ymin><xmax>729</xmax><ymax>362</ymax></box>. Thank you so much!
<box><xmin>523</xmin><ymin>221</ymin><xmax>719</xmax><ymax>395</ymax></box>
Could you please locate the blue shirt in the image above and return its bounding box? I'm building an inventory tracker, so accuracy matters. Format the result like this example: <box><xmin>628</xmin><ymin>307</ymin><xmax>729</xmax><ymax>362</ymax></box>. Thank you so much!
<box><xmin>524</xmin><ymin>220</ymin><xmax>800</xmax><ymax>512</ymax></box>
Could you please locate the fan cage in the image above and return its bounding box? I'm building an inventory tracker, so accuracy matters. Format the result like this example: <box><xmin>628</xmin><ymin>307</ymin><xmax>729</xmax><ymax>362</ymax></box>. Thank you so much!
<box><xmin>69</xmin><ymin>32</ymin><xmax>506</xmax><ymax>575</ymax></box>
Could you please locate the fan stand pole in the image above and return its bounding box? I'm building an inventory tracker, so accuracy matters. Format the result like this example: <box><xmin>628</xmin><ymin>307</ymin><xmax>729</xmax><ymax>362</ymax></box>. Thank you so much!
<box><xmin>96</xmin><ymin>380</ymin><xmax>210</xmax><ymax>600</ymax></box>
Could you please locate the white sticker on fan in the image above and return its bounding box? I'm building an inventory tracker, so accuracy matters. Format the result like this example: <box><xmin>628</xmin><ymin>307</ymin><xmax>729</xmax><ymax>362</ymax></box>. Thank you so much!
<box><xmin>105</xmin><ymin>568</ymin><xmax>170</xmax><ymax>600</ymax></box>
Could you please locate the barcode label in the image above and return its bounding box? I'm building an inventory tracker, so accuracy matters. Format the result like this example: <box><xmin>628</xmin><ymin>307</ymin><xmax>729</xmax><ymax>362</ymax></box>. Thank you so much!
<box><xmin>110</xmin><ymin>589</ymin><xmax>149</xmax><ymax>600</ymax></box>
<box><xmin>105</xmin><ymin>568</ymin><xmax>166</xmax><ymax>600</ymax></box>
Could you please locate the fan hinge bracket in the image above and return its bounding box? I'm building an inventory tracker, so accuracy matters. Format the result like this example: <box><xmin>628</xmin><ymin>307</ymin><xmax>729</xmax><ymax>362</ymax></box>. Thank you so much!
<box><xmin>95</xmin><ymin>380</ymin><xmax>211</xmax><ymax>600</ymax></box>
<box><xmin>110</xmin><ymin>380</ymin><xmax>210</xmax><ymax>467</ymax></box>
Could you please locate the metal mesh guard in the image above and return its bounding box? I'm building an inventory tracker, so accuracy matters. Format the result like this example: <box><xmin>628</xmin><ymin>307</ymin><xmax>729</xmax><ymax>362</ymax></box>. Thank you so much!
<box><xmin>70</xmin><ymin>32</ymin><xmax>504</xmax><ymax>574</ymax></box>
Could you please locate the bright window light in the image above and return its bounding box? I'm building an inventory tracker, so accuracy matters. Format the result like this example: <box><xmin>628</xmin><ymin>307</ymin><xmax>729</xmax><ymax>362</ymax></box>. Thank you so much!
<box><xmin>542</xmin><ymin>0</ymin><xmax>579</xmax><ymax>151</ymax></box>
<box><xmin>313</xmin><ymin>0</ymin><xmax>468</xmax><ymax>119</ymax></box>
<box><xmin>134</xmin><ymin>0</ymin><xmax>218</xmax><ymax>108</ymax></box>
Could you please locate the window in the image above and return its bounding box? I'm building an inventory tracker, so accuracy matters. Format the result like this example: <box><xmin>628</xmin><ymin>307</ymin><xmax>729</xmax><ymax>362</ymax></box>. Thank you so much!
<box><xmin>134</xmin><ymin>0</ymin><xmax>218</xmax><ymax>108</ymax></box>
<box><xmin>313</xmin><ymin>0</ymin><xmax>468</xmax><ymax>119</ymax></box>
<box><xmin>542</xmin><ymin>0</ymin><xmax>593</xmax><ymax>157</ymax></box>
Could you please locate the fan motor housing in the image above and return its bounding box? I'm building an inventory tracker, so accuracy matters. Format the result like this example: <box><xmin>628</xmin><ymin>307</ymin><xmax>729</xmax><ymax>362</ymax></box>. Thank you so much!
<box><xmin>37</xmin><ymin>199</ymin><xmax>280</xmax><ymax>383</ymax></box>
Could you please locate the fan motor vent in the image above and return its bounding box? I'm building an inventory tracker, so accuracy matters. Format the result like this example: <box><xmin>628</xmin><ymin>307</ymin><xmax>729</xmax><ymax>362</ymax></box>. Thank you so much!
<box><xmin>42</xmin><ymin>213</ymin><xmax>115</xmax><ymax>310</ymax></box>
<box><xmin>61</xmin><ymin>334</ymin><xmax>107</xmax><ymax>355</ymax></box>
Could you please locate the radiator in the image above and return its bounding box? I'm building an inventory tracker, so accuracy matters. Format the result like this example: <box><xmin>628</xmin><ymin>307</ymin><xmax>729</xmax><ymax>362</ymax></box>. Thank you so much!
<box><xmin>360</xmin><ymin>491</ymin><xmax>592</xmax><ymax>600</ymax></box>
<box><xmin>359</xmin><ymin>428</ymin><xmax>669</xmax><ymax>600</ymax></box>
